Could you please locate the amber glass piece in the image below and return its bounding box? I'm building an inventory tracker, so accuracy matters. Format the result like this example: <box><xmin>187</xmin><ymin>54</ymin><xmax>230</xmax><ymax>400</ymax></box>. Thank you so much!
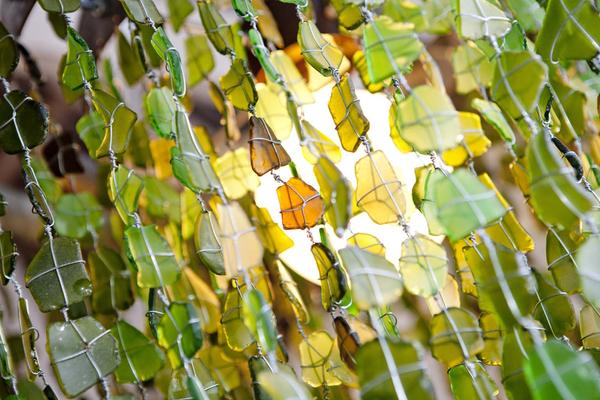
<box><xmin>328</xmin><ymin>74</ymin><xmax>370</xmax><ymax>152</ymax></box>
<box><xmin>248</xmin><ymin>116</ymin><xmax>291</xmax><ymax>176</ymax></box>
<box><xmin>277</xmin><ymin>177</ymin><xmax>325</xmax><ymax>229</ymax></box>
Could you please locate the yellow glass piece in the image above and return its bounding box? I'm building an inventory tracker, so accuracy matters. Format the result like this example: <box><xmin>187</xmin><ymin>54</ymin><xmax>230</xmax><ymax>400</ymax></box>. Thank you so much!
<box><xmin>509</xmin><ymin>158</ymin><xmax>530</xmax><ymax>197</ymax></box>
<box><xmin>249</xmin><ymin>116</ymin><xmax>291</xmax><ymax>176</ymax></box>
<box><xmin>182</xmin><ymin>268</ymin><xmax>221</xmax><ymax>333</ymax></box>
<box><xmin>453</xmin><ymin>242</ymin><xmax>477</xmax><ymax>297</ymax></box>
<box><xmin>215</xmin><ymin>148</ymin><xmax>260</xmax><ymax>200</ymax></box>
<box><xmin>300</xmin><ymin>120</ymin><xmax>341</xmax><ymax>165</ymax></box>
<box><xmin>269</xmin><ymin>50</ymin><xmax>314</xmax><ymax>105</ymax></box>
<box><xmin>193</xmin><ymin>125</ymin><xmax>217</xmax><ymax>161</ymax></box>
<box><xmin>306</xmin><ymin>34</ymin><xmax>351</xmax><ymax>91</ymax></box>
<box><xmin>347</xmin><ymin>233</ymin><xmax>385</xmax><ymax>256</ymax></box>
<box><xmin>426</xmin><ymin>274</ymin><xmax>461</xmax><ymax>314</ymax></box>
<box><xmin>199</xmin><ymin>346</ymin><xmax>241</xmax><ymax>392</ymax></box>
<box><xmin>580</xmin><ymin>304</ymin><xmax>600</xmax><ymax>349</ymax></box>
<box><xmin>299</xmin><ymin>330</ymin><xmax>355</xmax><ymax>387</ymax></box>
<box><xmin>277</xmin><ymin>177</ymin><xmax>325</xmax><ymax>229</ymax></box>
<box><xmin>250</xmin><ymin>205</ymin><xmax>294</xmax><ymax>254</ymax></box>
<box><xmin>150</xmin><ymin>138</ymin><xmax>174</xmax><ymax>180</ymax></box>
<box><xmin>219</xmin><ymin>58</ymin><xmax>257</xmax><ymax>111</ymax></box>
<box><xmin>275</xmin><ymin>258</ymin><xmax>309</xmax><ymax>323</ymax></box>
<box><xmin>430</xmin><ymin>307</ymin><xmax>484</xmax><ymax>367</ymax></box>
<box><xmin>222</xmin><ymin>284</ymin><xmax>255</xmax><ymax>351</ymax></box>
<box><xmin>355</xmin><ymin>150</ymin><xmax>405</xmax><ymax>224</ymax></box>
<box><xmin>479</xmin><ymin>173</ymin><xmax>534</xmax><ymax>252</ymax></box>
<box><xmin>353</xmin><ymin>50</ymin><xmax>386</xmax><ymax>93</ymax></box>
<box><xmin>180</xmin><ymin>189</ymin><xmax>200</xmax><ymax>240</ymax></box>
<box><xmin>255</xmin><ymin>83</ymin><xmax>292</xmax><ymax>140</ymax></box>
<box><xmin>215</xmin><ymin>202</ymin><xmax>264</xmax><ymax>277</ymax></box>
<box><xmin>328</xmin><ymin>73</ymin><xmax>370</xmax><ymax>152</ymax></box>
<box><xmin>442</xmin><ymin>112</ymin><xmax>491</xmax><ymax>166</ymax></box>
<box><xmin>479</xmin><ymin>312</ymin><xmax>502</xmax><ymax>366</ymax></box>
<box><xmin>399</xmin><ymin>233</ymin><xmax>448</xmax><ymax>297</ymax></box>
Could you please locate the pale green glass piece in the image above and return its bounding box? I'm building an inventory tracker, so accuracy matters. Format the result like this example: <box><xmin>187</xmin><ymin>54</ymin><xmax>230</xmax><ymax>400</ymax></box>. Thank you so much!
<box><xmin>390</xmin><ymin>85</ymin><xmax>461</xmax><ymax>153</ymax></box>
<box><xmin>219</xmin><ymin>59</ymin><xmax>257</xmax><ymax>111</ymax></box>
<box><xmin>91</xmin><ymin>88</ymin><xmax>137</xmax><ymax>157</ymax></box>
<box><xmin>299</xmin><ymin>330</ymin><xmax>354</xmax><ymax>387</ymax></box>
<box><xmin>257</xmin><ymin>370</ymin><xmax>311</xmax><ymax>400</ymax></box>
<box><xmin>524</xmin><ymin>341</ymin><xmax>600</xmax><ymax>400</ymax></box>
<box><xmin>527</xmin><ymin>132</ymin><xmax>593</xmax><ymax>229</ymax></box>
<box><xmin>120</xmin><ymin>0</ymin><xmax>164</xmax><ymax>25</ymax></box>
<box><xmin>112</xmin><ymin>320</ymin><xmax>165</xmax><ymax>383</ymax></box>
<box><xmin>157</xmin><ymin>302</ymin><xmax>203</xmax><ymax>369</ymax></box>
<box><xmin>186</xmin><ymin>34</ymin><xmax>214</xmax><ymax>87</ymax></box>
<box><xmin>171</xmin><ymin>109</ymin><xmax>221</xmax><ymax>194</ymax></box>
<box><xmin>576</xmin><ymin>235</ymin><xmax>600</xmax><ymax>308</ymax></box>
<box><xmin>339</xmin><ymin>245</ymin><xmax>403</xmax><ymax>309</ymax></box>
<box><xmin>363</xmin><ymin>16</ymin><xmax>422</xmax><ymax>83</ymax></box>
<box><xmin>490</xmin><ymin>51</ymin><xmax>547</xmax><ymax>121</ymax></box>
<box><xmin>54</xmin><ymin>193</ymin><xmax>103</xmax><ymax>239</ymax></box>
<box><xmin>399</xmin><ymin>233</ymin><xmax>448</xmax><ymax>297</ymax></box>
<box><xmin>434</xmin><ymin>169</ymin><xmax>506</xmax><ymax>241</ymax></box>
<box><xmin>125</xmin><ymin>224</ymin><xmax>180</xmax><ymax>288</ymax></box>
<box><xmin>471</xmin><ymin>98</ymin><xmax>514</xmax><ymax>145</ymax></box>
<box><xmin>25</xmin><ymin>236</ymin><xmax>89</xmax><ymax>313</ymax></box>
<box><xmin>456</xmin><ymin>0</ymin><xmax>511</xmax><ymax>40</ymax></box>
<box><xmin>243</xmin><ymin>289</ymin><xmax>277</xmax><ymax>354</ymax></box>
<box><xmin>151</xmin><ymin>27</ymin><xmax>186</xmax><ymax>97</ymax></box>
<box><xmin>48</xmin><ymin>316</ymin><xmax>119</xmax><ymax>397</ymax></box>
<box><xmin>452</xmin><ymin>42</ymin><xmax>494</xmax><ymax>95</ymax></box>
<box><xmin>0</xmin><ymin>90</ymin><xmax>48</xmax><ymax>154</ymax></box>
<box><xmin>143</xmin><ymin>176</ymin><xmax>180</xmax><ymax>223</ymax></box>
<box><xmin>168</xmin><ymin>357</ymin><xmax>219</xmax><ymax>399</ymax></box>
<box><xmin>62</xmin><ymin>27</ymin><xmax>97</xmax><ymax>90</ymax></box>
<box><xmin>222</xmin><ymin>285</ymin><xmax>255</xmax><ymax>351</ymax></box>
<box><xmin>506</xmin><ymin>0</ymin><xmax>544</xmax><ymax>32</ymax></box>
<box><xmin>108</xmin><ymin>165</ymin><xmax>144</xmax><ymax>224</ymax></box>
<box><xmin>144</xmin><ymin>87</ymin><xmax>176</xmax><ymax>139</ymax></box>
<box><xmin>298</xmin><ymin>20</ymin><xmax>344</xmax><ymax>76</ymax></box>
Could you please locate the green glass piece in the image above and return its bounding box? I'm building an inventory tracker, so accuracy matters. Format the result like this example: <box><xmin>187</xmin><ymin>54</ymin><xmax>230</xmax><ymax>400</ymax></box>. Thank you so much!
<box><xmin>0</xmin><ymin>231</ymin><xmax>17</xmax><ymax>285</ymax></box>
<box><xmin>383</xmin><ymin>0</ymin><xmax>427</xmax><ymax>30</ymax></box>
<box><xmin>311</xmin><ymin>243</ymin><xmax>348</xmax><ymax>311</ymax></box>
<box><xmin>363</xmin><ymin>16</ymin><xmax>422</xmax><ymax>83</ymax></box>
<box><xmin>54</xmin><ymin>193</ymin><xmax>104</xmax><ymax>239</ymax></box>
<box><xmin>117</xmin><ymin>30</ymin><xmax>145</xmax><ymax>86</ymax></box>
<box><xmin>502</xmin><ymin>327</ymin><xmax>536</xmax><ymax>400</ymax></box>
<box><xmin>186</xmin><ymin>34</ymin><xmax>215</xmax><ymax>87</ymax></box>
<box><xmin>0</xmin><ymin>90</ymin><xmax>48</xmax><ymax>154</ymax></box>
<box><xmin>62</xmin><ymin>27</ymin><xmax>97</xmax><ymax>90</ymax></box>
<box><xmin>195</xmin><ymin>210</ymin><xmax>225</xmax><ymax>275</ymax></box>
<box><xmin>314</xmin><ymin>157</ymin><xmax>351</xmax><ymax>236</ymax></box>
<box><xmin>452</xmin><ymin>42</ymin><xmax>494</xmax><ymax>95</ymax></box>
<box><xmin>465</xmin><ymin>240</ymin><xmax>536</xmax><ymax>328</ymax></box>
<box><xmin>505</xmin><ymin>0</ymin><xmax>544</xmax><ymax>32</ymax></box>
<box><xmin>449</xmin><ymin>362</ymin><xmax>498</xmax><ymax>400</ymax></box>
<box><xmin>125</xmin><ymin>224</ymin><xmax>180</xmax><ymax>288</ymax></box>
<box><xmin>151</xmin><ymin>27</ymin><xmax>186</xmax><ymax>97</ymax></box>
<box><xmin>89</xmin><ymin>246</ymin><xmax>134</xmax><ymax>314</ymax></box>
<box><xmin>546</xmin><ymin>228</ymin><xmax>581</xmax><ymax>294</ymax></box>
<box><xmin>127</xmin><ymin>121</ymin><xmax>153</xmax><ymax>168</ymax></box>
<box><xmin>120</xmin><ymin>0</ymin><xmax>164</xmax><ymax>25</ymax></box>
<box><xmin>168</xmin><ymin>0</ymin><xmax>194</xmax><ymax>31</ymax></box>
<box><xmin>219</xmin><ymin>59</ymin><xmax>257</xmax><ymax>111</ymax></box>
<box><xmin>112</xmin><ymin>320</ymin><xmax>165</xmax><ymax>383</ymax></box>
<box><xmin>170</xmin><ymin>109</ymin><xmax>221</xmax><ymax>193</ymax></box>
<box><xmin>91</xmin><ymin>88</ymin><xmax>137</xmax><ymax>158</ymax></box>
<box><xmin>533</xmin><ymin>271</ymin><xmax>575</xmax><ymax>337</ymax></box>
<box><xmin>108</xmin><ymin>165</ymin><xmax>144</xmax><ymax>224</ymax></box>
<box><xmin>356</xmin><ymin>338</ymin><xmax>433</xmax><ymax>400</ymax></box>
<box><xmin>549</xmin><ymin>73</ymin><xmax>587</xmax><ymax>143</ymax></box>
<box><xmin>456</xmin><ymin>0</ymin><xmax>511</xmax><ymax>40</ymax></box>
<box><xmin>157</xmin><ymin>302</ymin><xmax>203</xmax><ymax>369</ymax></box>
<box><xmin>339</xmin><ymin>245</ymin><xmax>403</xmax><ymax>309</ymax></box>
<box><xmin>298</xmin><ymin>20</ymin><xmax>344</xmax><ymax>76</ymax></box>
<box><xmin>197</xmin><ymin>1</ymin><xmax>234</xmax><ymax>55</ymax></box>
<box><xmin>390</xmin><ymin>85</ymin><xmax>461</xmax><ymax>153</ymax></box>
<box><xmin>143</xmin><ymin>176</ymin><xmax>181</xmax><ymax>223</ymax></box>
<box><xmin>257</xmin><ymin>370</ymin><xmax>311</xmax><ymax>400</ymax></box>
<box><xmin>168</xmin><ymin>357</ymin><xmax>219</xmax><ymax>399</ymax></box>
<box><xmin>48</xmin><ymin>316</ymin><xmax>120</xmax><ymax>397</ymax></box>
<box><xmin>536</xmin><ymin>0</ymin><xmax>600</xmax><ymax>62</ymax></box>
<box><xmin>398</xmin><ymin>233</ymin><xmax>448</xmax><ymax>297</ymax></box>
<box><xmin>434</xmin><ymin>169</ymin><xmax>506</xmax><ymax>241</ymax></box>
<box><xmin>37</xmin><ymin>0</ymin><xmax>80</xmax><ymax>13</ymax></box>
<box><xmin>76</xmin><ymin>111</ymin><xmax>104</xmax><ymax>158</ymax></box>
<box><xmin>138</xmin><ymin>24</ymin><xmax>162</xmax><ymax>67</ymax></box>
<box><xmin>491</xmin><ymin>51</ymin><xmax>547</xmax><ymax>121</ymax></box>
<box><xmin>430</xmin><ymin>307</ymin><xmax>484</xmax><ymax>367</ymax></box>
<box><xmin>249</xmin><ymin>28</ymin><xmax>279</xmax><ymax>83</ymax></box>
<box><xmin>25</xmin><ymin>236</ymin><xmax>89</xmax><ymax>313</ymax></box>
<box><xmin>527</xmin><ymin>132</ymin><xmax>593</xmax><ymax>229</ymax></box>
<box><xmin>0</xmin><ymin>23</ymin><xmax>19</xmax><ymax>78</ymax></box>
<box><xmin>471</xmin><ymin>98</ymin><xmax>514</xmax><ymax>145</ymax></box>
<box><xmin>524</xmin><ymin>341</ymin><xmax>600</xmax><ymax>399</ymax></box>
<box><xmin>243</xmin><ymin>289</ymin><xmax>277</xmax><ymax>354</ymax></box>
<box><xmin>576</xmin><ymin>235</ymin><xmax>600</xmax><ymax>308</ymax></box>
<box><xmin>232</xmin><ymin>0</ymin><xmax>256</xmax><ymax>20</ymax></box>
<box><xmin>421</xmin><ymin>168</ymin><xmax>445</xmax><ymax>235</ymax></box>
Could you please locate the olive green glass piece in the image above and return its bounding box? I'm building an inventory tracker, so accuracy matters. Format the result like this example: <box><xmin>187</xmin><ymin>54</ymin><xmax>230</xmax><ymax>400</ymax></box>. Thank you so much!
<box><xmin>186</xmin><ymin>34</ymin><xmax>215</xmax><ymax>86</ymax></box>
<box><xmin>120</xmin><ymin>0</ymin><xmax>164</xmax><ymax>25</ymax></box>
<box><xmin>117</xmin><ymin>30</ymin><xmax>145</xmax><ymax>86</ymax></box>
<box><xmin>89</xmin><ymin>246</ymin><xmax>134</xmax><ymax>314</ymax></box>
<box><xmin>108</xmin><ymin>165</ymin><xmax>144</xmax><ymax>224</ymax></box>
<box><xmin>125</xmin><ymin>224</ymin><xmax>180</xmax><ymax>288</ymax></box>
<box><xmin>76</xmin><ymin>111</ymin><xmax>104</xmax><ymax>158</ymax></box>
<box><xmin>62</xmin><ymin>27</ymin><xmax>97</xmax><ymax>90</ymax></box>
<box><xmin>167</xmin><ymin>0</ymin><xmax>194</xmax><ymax>32</ymax></box>
<box><xmin>0</xmin><ymin>231</ymin><xmax>17</xmax><ymax>285</ymax></box>
<box><xmin>38</xmin><ymin>0</ymin><xmax>80</xmax><ymax>14</ymax></box>
<box><xmin>48</xmin><ymin>316</ymin><xmax>120</xmax><ymax>397</ymax></box>
<box><xmin>0</xmin><ymin>23</ymin><xmax>19</xmax><ymax>77</ymax></box>
<box><xmin>91</xmin><ymin>88</ymin><xmax>137</xmax><ymax>158</ymax></box>
<box><xmin>25</xmin><ymin>236</ymin><xmax>89</xmax><ymax>313</ymax></box>
<box><xmin>197</xmin><ymin>1</ymin><xmax>234</xmax><ymax>55</ymax></box>
<box><xmin>448</xmin><ymin>361</ymin><xmax>498</xmax><ymax>400</ymax></box>
<box><xmin>311</xmin><ymin>243</ymin><xmax>348</xmax><ymax>311</ymax></box>
<box><xmin>194</xmin><ymin>210</ymin><xmax>225</xmax><ymax>275</ymax></box>
<box><xmin>219</xmin><ymin>59</ymin><xmax>257</xmax><ymax>111</ymax></box>
<box><xmin>0</xmin><ymin>90</ymin><xmax>48</xmax><ymax>154</ymax></box>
